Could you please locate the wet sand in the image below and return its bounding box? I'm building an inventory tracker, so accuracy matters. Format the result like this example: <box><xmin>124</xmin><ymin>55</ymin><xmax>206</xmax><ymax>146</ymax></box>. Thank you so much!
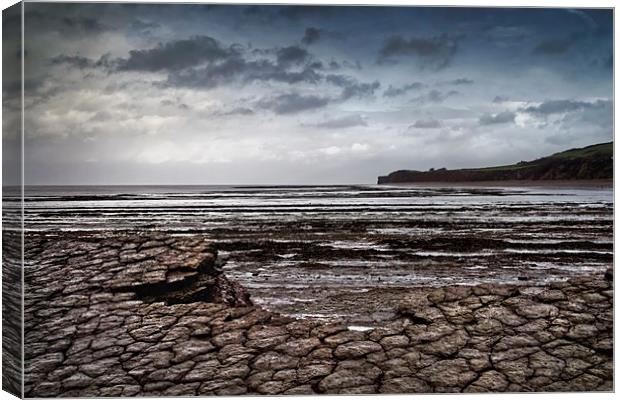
<box><xmin>21</xmin><ymin>185</ymin><xmax>613</xmax><ymax>324</ymax></box>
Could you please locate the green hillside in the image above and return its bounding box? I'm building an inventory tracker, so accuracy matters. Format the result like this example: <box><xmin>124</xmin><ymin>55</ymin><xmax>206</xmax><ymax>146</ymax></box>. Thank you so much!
<box><xmin>378</xmin><ymin>142</ymin><xmax>613</xmax><ymax>184</ymax></box>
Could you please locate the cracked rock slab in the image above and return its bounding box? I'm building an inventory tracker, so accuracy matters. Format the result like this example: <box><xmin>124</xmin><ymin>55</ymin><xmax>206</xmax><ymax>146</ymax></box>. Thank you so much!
<box><xmin>23</xmin><ymin>234</ymin><xmax>613</xmax><ymax>396</ymax></box>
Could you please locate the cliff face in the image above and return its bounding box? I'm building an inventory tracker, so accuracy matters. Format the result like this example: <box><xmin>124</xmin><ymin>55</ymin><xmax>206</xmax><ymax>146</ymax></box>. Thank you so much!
<box><xmin>378</xmin><ymin>142</ymin><xmax>613</xmax><ymax>184</ymax></box>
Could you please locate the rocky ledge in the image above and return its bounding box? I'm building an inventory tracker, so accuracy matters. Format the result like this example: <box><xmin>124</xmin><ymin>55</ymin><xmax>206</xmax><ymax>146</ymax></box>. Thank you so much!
<box><xmin>24</xmin><ymin>234</ymin><xmax>613</xmax><ymax>396</ymax></box>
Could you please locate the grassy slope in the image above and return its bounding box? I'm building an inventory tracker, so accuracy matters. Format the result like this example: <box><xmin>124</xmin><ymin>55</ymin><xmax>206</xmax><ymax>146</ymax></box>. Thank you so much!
<box><xmin>468</xmin><ymin>142</ymin><xmax>613</xmax><ymax>172</ymax></box>
<box><xmin>378</xmin><ymin>142</ymin><xmax>613</xmax><ymax>183</ymax></box>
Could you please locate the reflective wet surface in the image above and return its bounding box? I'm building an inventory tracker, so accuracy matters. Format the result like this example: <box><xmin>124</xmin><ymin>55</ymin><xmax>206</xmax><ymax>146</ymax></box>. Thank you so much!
<box><xmin>21</xmin><ymin>184</ymin><xmax>613</xmax><ymax>322</ymax></box>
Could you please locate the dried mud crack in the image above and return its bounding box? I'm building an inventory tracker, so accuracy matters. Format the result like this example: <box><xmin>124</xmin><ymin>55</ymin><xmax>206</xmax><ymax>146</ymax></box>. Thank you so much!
<box><xmin>24</xmin><ymin>234</ymin><xmax>613</xmax><ymax>396</ymax></box>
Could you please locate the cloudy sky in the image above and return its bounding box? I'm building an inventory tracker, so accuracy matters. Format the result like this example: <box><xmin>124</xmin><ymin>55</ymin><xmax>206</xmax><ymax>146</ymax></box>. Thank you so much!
<box><xmin>5</xmin><ymin>4</ymin><xmax>613</xmax><ymax>185</ymax></box>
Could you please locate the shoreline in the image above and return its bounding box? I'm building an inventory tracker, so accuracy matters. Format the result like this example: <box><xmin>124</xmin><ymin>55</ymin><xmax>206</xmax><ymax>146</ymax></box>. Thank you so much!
<box><xmin>379</xmin><ymin>179</ymin><xmax>613</xmax><ymax>188</ymax></box>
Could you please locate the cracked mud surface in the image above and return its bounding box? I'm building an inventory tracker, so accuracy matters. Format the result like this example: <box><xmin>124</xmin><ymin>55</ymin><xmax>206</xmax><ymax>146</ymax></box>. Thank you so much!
<box><xmin>24</xmin><ymin>233</ymin><xmax>613</xmax><ymax>396</ymax></box>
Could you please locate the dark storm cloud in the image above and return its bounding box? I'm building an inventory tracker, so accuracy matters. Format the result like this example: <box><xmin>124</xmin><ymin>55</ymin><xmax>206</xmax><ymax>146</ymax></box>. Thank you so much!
<box><xmin>166</xmin><ymin>58</ymin><xmax>322</xmax><ymax>89</ymax></box>
<box><xmin>50</xmin><ymin>53</ymin><xmax>119</xmax><ymax>71</ymax></box>
<box><xmin>301</xmin><ymin>27</ymin><xmax>344</xmax><ymax>45</ymax></box>
<box><xmin>302</xmin><ymin>27</ymin><xmax>321</xmax><ymax>45</ymax></box>
<box><xmin>258</xmin><ymin>92</ymin><xmax>330</xmax><ymax>114</ymax></box>
<box><xmin>383</xmin><ymin>82</ymin><xmax>425</xmax><ymax>98</ymax></box>
<box><xmin>478</xmin><ymin>111</ymin><xmax>516</xmax><ymax>125</ymax></box>
<box><xmin>107</xmin><ymin>35</ymin><xmax>327</xmax><ymax>89</ymax></box>
<box><xmin>328</xmin><ymin>60</ymin><xmax>341</xmax><ymax>70</ymax></box>
<box><xmin>523</xmin><ymin>99</ymin><xmax>611</xmax><ymax>115</ymax></box>
<box><xmin>50</xmin><ymin>55</ymin><xmax>94</xmax><ymax>69</ymax></box>
<box><xmin>276</xmin><ymin>46</ymin><xmax>310</xmax><ymax>67</ymax></box>
<box><xmin>532</xmin><ymin>34</ymin><xmax>579</xmax><ymax>55</ymax></box>
<box><xmin>378</xmin><ymin>34</ymin><xmax>459</xmax><ymax>69</ymax></box>
<box><xmin>326</xmin><ymin>74</ymin><xmax>380</xmax><ymax>100</ymax></box>
<box><xmin>309</xmin><ymin>115</ymin><xmax>367</xmax><ymax>129</ymax></box>
<box><xmin>245</xmin><ymin>61</ymin><xmax>322</xmax><ymax>84</ymax></box>
<box><xmin>118</xmin><ymin>36</ymin><xmax>234</xmax><ymax>72</ymax></box>
<box><xmin>411</xmin><ymin>118</ymin><xmax>441</xmax><ymax>129</ymax></box>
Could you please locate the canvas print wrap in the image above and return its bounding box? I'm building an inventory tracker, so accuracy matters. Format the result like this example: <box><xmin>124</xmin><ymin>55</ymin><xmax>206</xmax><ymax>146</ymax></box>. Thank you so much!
<box><xmin>3</xmin><ymin>2</ymin><xmax>24</xmax><ymax>398</ymax></box>
<box><xmin>2</xmin><ymin>2</ymin><xmax>614</xmax><ymax>397</ymax></box>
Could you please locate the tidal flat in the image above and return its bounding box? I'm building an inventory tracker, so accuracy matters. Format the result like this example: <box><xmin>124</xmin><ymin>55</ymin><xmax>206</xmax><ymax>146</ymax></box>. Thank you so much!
<box><xmin>18</xmin><ymin>184</ymin><xmax>614</xmax><ymax>395</ymax></box>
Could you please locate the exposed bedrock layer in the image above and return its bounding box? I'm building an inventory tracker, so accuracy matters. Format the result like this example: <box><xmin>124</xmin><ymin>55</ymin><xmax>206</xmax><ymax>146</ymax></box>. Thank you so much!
<box><xmin>24</xmin><ymin>234</ymin><xmax>612</xmax><ymax>396</ymax></box>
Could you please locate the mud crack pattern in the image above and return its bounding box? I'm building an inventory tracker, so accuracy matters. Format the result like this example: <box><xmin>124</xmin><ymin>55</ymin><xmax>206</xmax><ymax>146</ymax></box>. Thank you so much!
<box><xmin>24</xmin><ymin>234</ymin><xmax>612</xmax><ymax>396</ymax></box>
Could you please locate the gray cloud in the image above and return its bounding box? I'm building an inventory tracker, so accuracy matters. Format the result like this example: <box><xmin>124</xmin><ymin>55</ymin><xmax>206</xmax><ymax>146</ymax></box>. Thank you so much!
<box><xmin>328</xmin><ymin>60</ymin><xmax>341</xmax><ymax>70</ymax></box>
<box><xmin>443</xmin><ymin>78</ymin><xmax>474</xmax><ymax>85</ymax></box>
<box><xmin>383</xmin><ymin>82</ymin><xmax>425</xmax><ymax>97</ymax></box>
<box><xmin>160</xmin><ymin>99</ymin><xmax>190</xmax><ymax>110</ymax></box>
<box><xmin>243</xmin><ymin>60</ymin><xmax>322</xmax><ymax>85</ymax></box>
<box><xmin>118</xmin><ymin>36</ymin><xmax>234</xmax><ymax>72</ymax></box>
<box><xmin>50</xmin><ymin>53</ymin><xmax>118</xmax><ymax>71</ymax></box>
<box><xmin>326</xmin><ymin>74</ymin><xmax>380</xmax><ymax>100</ymax></box>
<box><xmin>479</xmin><ymin>111</ymin><xmax>516</xmax><ymax>125</ymax></box>
<box><xmin>523</xmin><ymin>99</ymin><xmax>610</xmax><ymax>115</ymax></box>
<box><xmin>276</xmin><ymin>46</ymin><xmax>310</xmax><ymax>67</ymax></box>
<box><xmin>301</xmin><ymin>27</ymin><xmax>344</xmax><ymax>45</ymax></box>
<box><xmin>60</xmin><ymin>15</ymin><xmax>106</xmax><ymax>34</ymax></box>
<box><xmin>411</xmin><ymin>118</ymin><xmax>441</xmax><ymax>129</ymax></box>
<box><xmin>217</xmin><ymin>107</ymin><xmax>255</xmax><ymax>116</ymax></box>
<box><xmin>310</xmin><ymin>114</ymin><xmax>367</xmax><ymax>129</ymax></box>
<box><xmin>151</xmin><ymin>48</ymin><xmax>321</xmax><ymax>89</ymax></box>
<box><xmin>378</xmin><ymin>34</ymin><xmax>459</xmax><ymax>69</ymax></box>
<box><xmin>62</xmin><ymin>36</ymin><xmax>340</xmax><ymax>91</ymax></box>
<box><xmin>302</xmin><ymin>27</ymin><xmax>321</xmax><ymax>45</ymax></box>
<box><xmin>165</xmin><ymin>57</ymin><xmax>247</xmax><ymax>89</ymax></box>
<box><xmin>54</xmin><ymin>34</ymin><xmax>374</xmax><ymax>103</ymax></box>
<box><xmin>50</xmin><ymin>55</ymin><xmax>93</xmax><ymax>69</ymax></box>
<box><xmin>257</xmin><ymin>92</ymin><xmax>330</xmax><ymax>114</ymax></box>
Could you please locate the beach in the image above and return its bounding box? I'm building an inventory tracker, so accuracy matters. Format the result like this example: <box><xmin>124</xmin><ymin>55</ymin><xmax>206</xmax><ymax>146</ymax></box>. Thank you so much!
<box><xmin>20</xmin><ymin>184</ymin><xmax>614</xmax><ymax>394</ymax></box>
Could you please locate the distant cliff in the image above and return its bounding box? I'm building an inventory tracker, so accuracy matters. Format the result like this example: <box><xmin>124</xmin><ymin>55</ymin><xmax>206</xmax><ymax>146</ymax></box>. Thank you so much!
<box><xmin>378</xmin><ymin>142</ymin><xmax>613</xmax><ymax>184</ymax></box>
